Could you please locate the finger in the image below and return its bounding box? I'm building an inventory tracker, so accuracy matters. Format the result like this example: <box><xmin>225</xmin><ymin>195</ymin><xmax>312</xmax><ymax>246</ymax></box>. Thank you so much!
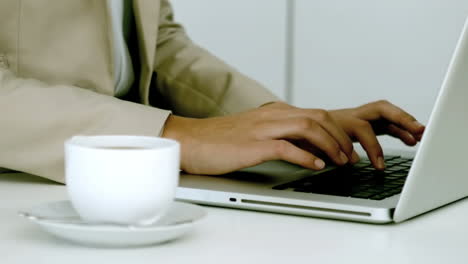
<box><xmin>290</xmin><ymin>139</ymin><xmax>323</xmax><ymax>156</ymax></box>
<box><xmin>351</xmin><ymin>121</ymin><xmax>385</xmax><ymax>170</ymax></box>
<box><xmin>272</xmin><ymin>109</ymin><xmax>354</xmax><ymax>159</ymax></box>
<box><xmin>414</xmin><ymin>131</ymin><xmax>424</xmax><ymax>141</ymax></box>
<box><xmin>254</xmin><ymin>140</ymin><xmax>326</xmax><ymax>170</ymax></box>
<box><xmin>306</xmin><ymin>109</ymin><xmax>355</xmax><ymax>160</ymax></box>
<box><xmin>351</xmin><ymin>150</ymin><xmax>361</xmax><ymax>164</ymax></box>
<box><xmin>259</xmin><ymin>118</ymin><xmax>350</xmax><ymax>165</ymax></box>
<box><xmin>386</xmin><ymin>124</ymin><xmax>418</xmax><ymax>146</ymax></box>
<box><xmin>358</xmin><ymin>100</ymin><xmax>425</xmax><ymax>135</ymax></box>
<box><xmin>292</xmin><ymin>140</ymin><xmax>360</xmax><ymax>164</ymax></box>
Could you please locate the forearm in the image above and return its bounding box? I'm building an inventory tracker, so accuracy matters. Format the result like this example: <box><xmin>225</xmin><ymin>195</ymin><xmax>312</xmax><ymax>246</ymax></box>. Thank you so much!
<box><xmin>0</xmin><ymin>68</ymin><xmax>170</xmax><ymax>183</ymax></box>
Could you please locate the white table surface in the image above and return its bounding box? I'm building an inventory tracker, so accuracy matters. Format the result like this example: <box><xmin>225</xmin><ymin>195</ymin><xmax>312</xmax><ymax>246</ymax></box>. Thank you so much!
<box><xmin>2</xmin><ymin>172</ymin><xmax>468</xmax><ymax>264</ymax></box>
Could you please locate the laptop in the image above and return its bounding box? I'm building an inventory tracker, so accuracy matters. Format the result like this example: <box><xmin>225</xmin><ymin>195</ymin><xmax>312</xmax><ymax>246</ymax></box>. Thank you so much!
<box><xmin>176</xmin><ymin>18</ymin><xmax>468</xmax><ymax>224</ymax></box>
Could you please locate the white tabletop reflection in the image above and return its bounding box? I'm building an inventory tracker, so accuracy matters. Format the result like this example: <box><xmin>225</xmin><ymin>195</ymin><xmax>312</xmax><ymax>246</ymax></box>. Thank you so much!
<box><xmin>2</xmin><ymin>172</ymin><xmax>468</xmax><ymax>264</ymax></box>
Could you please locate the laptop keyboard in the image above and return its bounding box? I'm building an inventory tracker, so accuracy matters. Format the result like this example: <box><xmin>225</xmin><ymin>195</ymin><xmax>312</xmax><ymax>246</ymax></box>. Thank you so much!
<box><xmin>272</xmin><ymin>156</ymin><xmax>412</xmax><ymax>200</ymax></box>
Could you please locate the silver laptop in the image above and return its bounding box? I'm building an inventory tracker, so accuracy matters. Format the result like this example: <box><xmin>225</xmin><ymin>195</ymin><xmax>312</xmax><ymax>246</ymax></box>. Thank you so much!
<box><xmin>176</xmin><ymin>18</ymin><xmax>468</xmax><ymax>224</ymax></box>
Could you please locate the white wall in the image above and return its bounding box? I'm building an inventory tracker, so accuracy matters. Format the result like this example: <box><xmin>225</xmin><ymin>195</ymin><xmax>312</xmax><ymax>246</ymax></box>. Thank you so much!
<box><xmin>169</xmin><ymin>0</ymin><xmax>468</xmax><ymax>150</ymax></box>
<box><xmin>293</xmin><ymin>0</ymin><xmax>468</xmax><ymax>149</ymax></box>
<box><xmin>170</xmin><ymin>0</ymin><xmax>288</xmax><ymax>100</ymax></box>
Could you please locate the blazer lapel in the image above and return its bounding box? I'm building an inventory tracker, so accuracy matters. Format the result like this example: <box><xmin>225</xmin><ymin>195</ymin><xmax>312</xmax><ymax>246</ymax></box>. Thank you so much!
<box><xmin>133</xmin><ymin>0</ymin><xmax>160</xmax><ymax>104</ymax></box>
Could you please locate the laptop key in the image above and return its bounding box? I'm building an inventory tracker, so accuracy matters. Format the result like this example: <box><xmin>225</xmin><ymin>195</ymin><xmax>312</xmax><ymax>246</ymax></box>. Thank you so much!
<box><xmin>351</xmin><ymin>192</ymin><xmax>375</xmax><ymax>199</ymax></box>
<box><xmin>369</xmin><ymin>194</ymin><xmax>387</xmax><ymax>200</ymax></box>
<box><xmin>384</xmin><ymin>156</ymin><xmax>400</xmax><ymax>161</ymax></box>
<box><xmin>353</xmin><ymin>163</ymin><xmax>371</xmax><ymax>169</ymax></box>
<box><xmin>272</xmin><ymin>155</ymin><xmax>412</xmax><ymax>200</ymax></box>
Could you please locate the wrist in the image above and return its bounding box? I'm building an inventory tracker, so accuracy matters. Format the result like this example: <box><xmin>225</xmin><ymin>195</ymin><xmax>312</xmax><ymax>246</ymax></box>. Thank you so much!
<box><xmin>161</xmin><ymin>115</ymin><xmax>190</xmax><ymax>143</ymax></box>
<box><xmin>161</xmin><ymin>115</ymin><xmax>201</xmax><ymax>173</ymax></box>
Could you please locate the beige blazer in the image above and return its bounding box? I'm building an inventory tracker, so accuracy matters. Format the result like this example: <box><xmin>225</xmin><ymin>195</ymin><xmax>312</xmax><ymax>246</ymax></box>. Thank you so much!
<box><xmin>0</xmin><ymin>0</ymin><xmax>278</xmax><ymax>183</ymax></box>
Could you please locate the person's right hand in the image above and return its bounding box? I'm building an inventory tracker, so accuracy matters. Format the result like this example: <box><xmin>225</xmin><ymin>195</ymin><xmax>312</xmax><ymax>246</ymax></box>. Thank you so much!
<box><xmin>162</xmin><ymin>102</ymin><xmax>359</xmax><ymax>175</ymax></box>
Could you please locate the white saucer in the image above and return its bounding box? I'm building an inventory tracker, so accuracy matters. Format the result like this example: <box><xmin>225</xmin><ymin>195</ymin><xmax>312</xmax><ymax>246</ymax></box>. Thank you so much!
<box><xmin>19</xmin><ymin>200</ymin><xmax>206</xmax><ymax>247</ymax></box>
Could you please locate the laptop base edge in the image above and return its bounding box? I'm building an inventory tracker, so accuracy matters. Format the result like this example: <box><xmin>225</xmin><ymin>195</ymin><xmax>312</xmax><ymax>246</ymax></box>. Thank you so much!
<box><xmin>176</xmin><ymin>187</ymin><xmax>395</xmax><ymax>224</ymax></box>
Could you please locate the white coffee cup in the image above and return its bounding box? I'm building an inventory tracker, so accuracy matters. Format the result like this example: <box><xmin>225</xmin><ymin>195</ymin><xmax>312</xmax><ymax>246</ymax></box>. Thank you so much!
<box><xmin>64</xmin><ymin>135</ymin><xmax>180</xmax><ymax>225</ymax></box>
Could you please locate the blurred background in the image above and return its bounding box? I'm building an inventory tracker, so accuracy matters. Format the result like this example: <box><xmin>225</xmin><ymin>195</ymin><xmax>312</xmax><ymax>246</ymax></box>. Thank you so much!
<box><xmin>171</xmin><ymin>0</ymin><xmax>468</xmax><ymax>150</ymax></box>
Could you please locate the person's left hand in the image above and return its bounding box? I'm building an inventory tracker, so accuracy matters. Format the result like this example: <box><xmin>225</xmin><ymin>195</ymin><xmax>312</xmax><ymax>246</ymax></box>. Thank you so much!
<box><xmin>329</xmin><ymin>100</ymin><xmax>425</xmax><ymax>169</ymax></box>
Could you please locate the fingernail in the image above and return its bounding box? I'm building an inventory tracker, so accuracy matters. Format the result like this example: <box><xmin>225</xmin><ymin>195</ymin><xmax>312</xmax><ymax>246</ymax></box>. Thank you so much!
<box><xmin>314</xmin><ymin>159</ymin><xmax>325</xmax><ymax>169</ymax></box>
<box><xmin>339</xmin><ymin>151</ymin><xmax>349</xmax><ymax>164</ymax></box>
<box><xmin>351</xmin><ymin>151</ymin><xmax>360</xmax><ymax>163</ymax></box>
<box><xmin>377</xmin><ymin>156</ymin><xmax>385</xmax><ymax>169</ymax></box>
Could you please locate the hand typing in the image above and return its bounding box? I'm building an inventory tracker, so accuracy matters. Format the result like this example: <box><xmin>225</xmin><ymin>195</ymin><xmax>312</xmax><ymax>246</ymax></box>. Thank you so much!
<box><xmin>162</xmin><ymin>100</ymin><xmax>425</xmax><ymax>175</ymax></box>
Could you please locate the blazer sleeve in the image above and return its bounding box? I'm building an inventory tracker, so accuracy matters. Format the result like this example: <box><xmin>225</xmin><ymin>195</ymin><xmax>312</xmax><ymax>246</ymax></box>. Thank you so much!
<box><xmin>153</xmin><ymin>0</ymin><xmax>280</xmax><ymax>118</ymax></box>
<box><xmin>0</xmin><ymin>68</ymin><xmax>170</xmax><ymax>183</ymax></box>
